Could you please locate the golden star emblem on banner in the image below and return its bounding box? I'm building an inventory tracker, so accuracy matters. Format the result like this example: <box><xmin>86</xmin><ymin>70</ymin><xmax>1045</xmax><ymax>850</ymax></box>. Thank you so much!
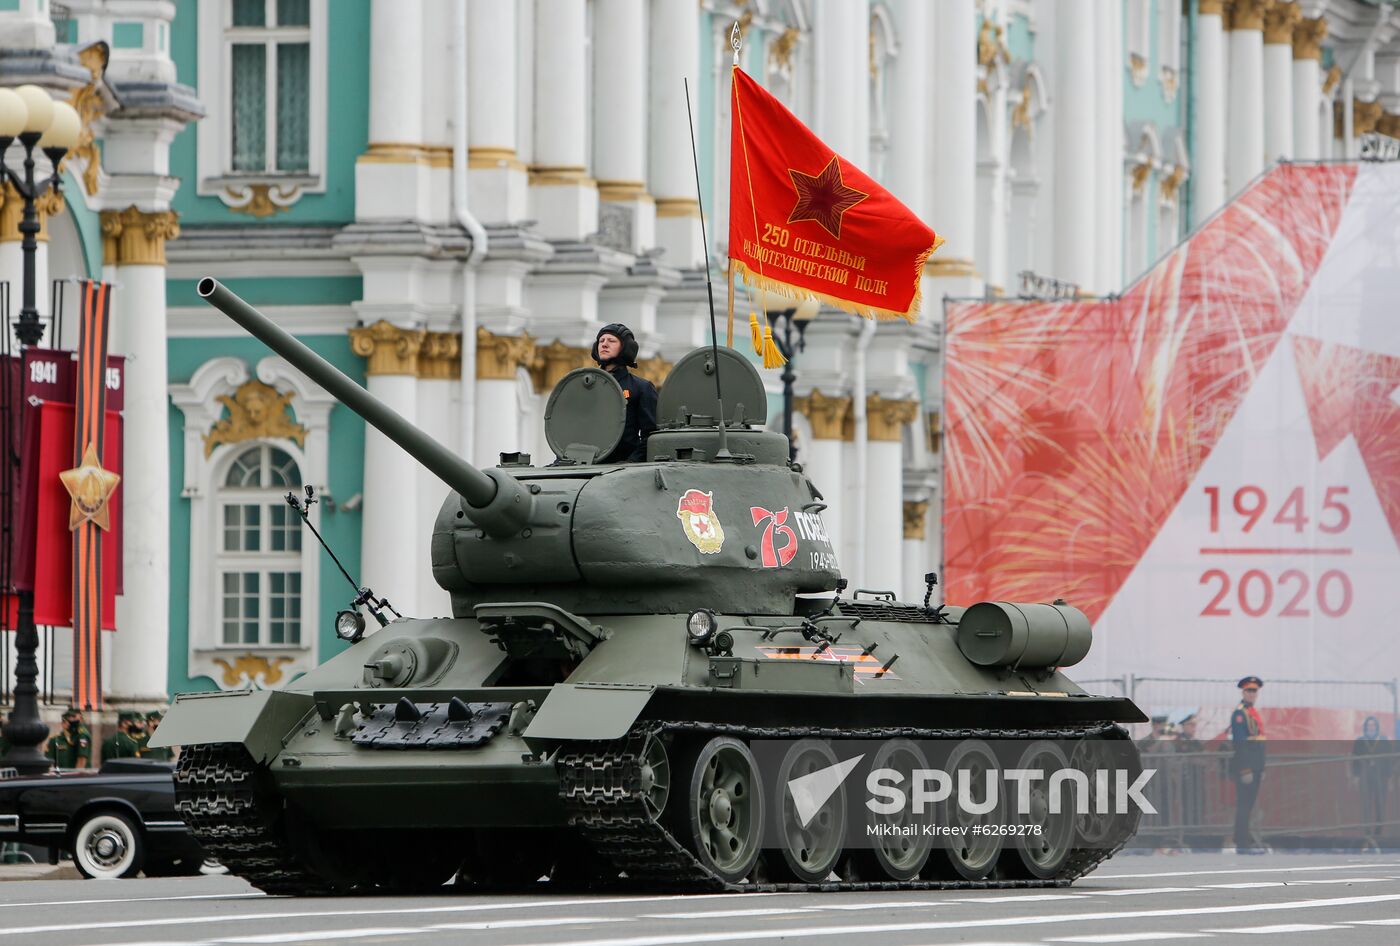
<box><xmin>787</xmin><ymin>156</ymin><xmax>869</xmax><ymax>240</ymax></box>
<box><xmin>59</xmin><ymin>442</ymin><xmax>121</xmax><ymax>531</ymax></box>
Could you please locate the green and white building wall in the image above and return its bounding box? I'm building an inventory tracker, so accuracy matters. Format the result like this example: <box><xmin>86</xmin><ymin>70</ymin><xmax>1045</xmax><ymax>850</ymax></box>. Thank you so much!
<box><xmin>1</xmin><ymin>0</ymin><xmax>1395</xmax><ymax>706</ymax></box>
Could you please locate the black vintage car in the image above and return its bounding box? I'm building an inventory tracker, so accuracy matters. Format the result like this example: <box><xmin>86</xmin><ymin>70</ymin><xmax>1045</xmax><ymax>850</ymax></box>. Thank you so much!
<box><xmin>0</xmin><ymin>758</ymin><xmax>206</xmax><ymax>878</ymax></box>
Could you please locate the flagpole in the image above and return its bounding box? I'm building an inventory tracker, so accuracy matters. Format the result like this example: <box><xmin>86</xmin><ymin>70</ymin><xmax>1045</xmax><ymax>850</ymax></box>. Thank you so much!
<box><xmin>683</xmin><ymin>76</ymin><xmax>730</xmax><ymax>457</ymax></box>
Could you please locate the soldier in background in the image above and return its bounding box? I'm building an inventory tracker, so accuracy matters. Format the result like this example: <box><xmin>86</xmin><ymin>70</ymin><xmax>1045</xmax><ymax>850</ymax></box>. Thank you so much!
<box><xmin>1172</xmin><ymin>709</ymin><xmax>1205</xmax><ymax>850</ymax></box>
<box><xmin>1230</xmin><ymin>676</ymin><xmax>1268</xmax><ymax>853</ymax></box>
<box><xmin>45</xmin><ymin>706</ymin><xmax>92</xmax><ymax>769</ymax></box>
<box><xmin>1351</xmin><ymin>715</ymin><xmax>1393</xmax><ymax>846</ymax></box>
<box><xmin>141</xmin><ymin>709</ymin><xmax>172</xmax><ymax>761</ymax></box>
<box><xmin>101</xmin><ymin>711</ymin><xmax>146</xmax><ymax>762</ymax></box>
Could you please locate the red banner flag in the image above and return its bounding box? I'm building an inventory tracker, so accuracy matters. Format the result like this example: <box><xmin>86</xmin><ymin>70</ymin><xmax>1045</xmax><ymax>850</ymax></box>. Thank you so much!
<box><xmin>728</xmin><ymin>66</ymin><xmax>942</xmax><ymax>323</ymax></box>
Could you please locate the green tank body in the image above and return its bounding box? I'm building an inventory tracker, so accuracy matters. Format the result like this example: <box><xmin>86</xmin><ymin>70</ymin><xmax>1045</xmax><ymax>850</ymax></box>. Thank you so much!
<box><xmin>156</xmin><ymin>278</ymin><xmax>1147</xmax><ymax>894</ymax></box>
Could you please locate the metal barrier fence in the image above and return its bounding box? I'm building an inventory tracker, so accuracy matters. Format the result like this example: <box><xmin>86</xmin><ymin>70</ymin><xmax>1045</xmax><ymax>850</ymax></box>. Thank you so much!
<box><xmin>1131</xmin><ymin>742</ymin><xmax>1400</xmax><ymax>851</ymax></box>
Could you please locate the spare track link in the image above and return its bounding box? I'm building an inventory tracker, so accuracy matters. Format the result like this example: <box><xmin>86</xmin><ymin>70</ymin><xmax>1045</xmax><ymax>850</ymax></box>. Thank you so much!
<box><xmin>174</xmin><ymin>742</ymin><xmax>335</xmax><ymax>896</ymax></box>
<box><xmin>557</xmin><ymin>721</ymin><xmax>1136</xmax><ymax>893</ymax></box>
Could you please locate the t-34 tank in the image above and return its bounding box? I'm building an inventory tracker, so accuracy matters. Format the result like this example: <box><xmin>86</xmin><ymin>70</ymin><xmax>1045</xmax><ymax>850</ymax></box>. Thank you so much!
<box><xmin>155</xmin><ymin>278</ymin><xmax>1147</xmax><ymax>894</ymax></box>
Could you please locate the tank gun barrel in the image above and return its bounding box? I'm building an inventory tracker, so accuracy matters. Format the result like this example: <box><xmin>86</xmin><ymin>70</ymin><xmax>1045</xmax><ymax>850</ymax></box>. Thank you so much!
<box><xmin>197</xmin><ymin>278</ymin><xmax>530</xmax><ymax>537</ymax></box>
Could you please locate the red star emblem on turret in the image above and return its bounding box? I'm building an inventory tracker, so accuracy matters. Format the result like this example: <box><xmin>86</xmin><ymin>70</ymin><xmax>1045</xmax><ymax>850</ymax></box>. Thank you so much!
<box><xmin>787</xmin><ymin>156</ymin><xmax>868</xmax><ymax>240</ymax></box>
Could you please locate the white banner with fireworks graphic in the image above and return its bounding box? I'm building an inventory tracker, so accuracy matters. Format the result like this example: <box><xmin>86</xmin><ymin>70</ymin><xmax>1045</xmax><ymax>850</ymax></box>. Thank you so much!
<box><xmin>945</xmin><ymin>162</ymin><xmax>1400</xmax><ymax>741</ymax></box>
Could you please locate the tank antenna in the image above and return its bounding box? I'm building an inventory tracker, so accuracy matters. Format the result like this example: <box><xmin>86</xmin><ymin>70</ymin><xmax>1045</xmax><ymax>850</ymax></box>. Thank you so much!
<box><xmin>684</xmin><ymin>75</ymin><xmax>732</xmax><ymax>459</ymax></box>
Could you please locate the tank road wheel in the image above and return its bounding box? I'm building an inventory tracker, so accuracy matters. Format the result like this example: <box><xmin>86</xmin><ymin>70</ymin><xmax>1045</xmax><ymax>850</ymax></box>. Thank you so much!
<box><xmin>848</xmin><ymin>738</ymin><xmax>932</xmax><ymax>881</ymax></box>
<box><xmin>1070</xmin><ymin>732</ymin><xmax>1142</xmax><ymax>853</ymax></box>
<box><xmin>766</xmin><ymin>739</ymin><xmax>848</xmax><ymax>884</ymax></box>
<box><xmin>926</xmin><ymin>739</ymin><xmax>1004</xmax><ymax>881</ymax></box>
<box><xmin>639</xmin><ymin>732</ymin><xmax>672</xmax><ymax>820</ymax></box>
<box><xmin>685</xmin><ymin>736</ymin><xmax>764</xmax><ymax>884</ymax></box>
<box><xmin>1002</xmin><ymin>741</ymin><xmax>1075</xmax><ymax>879</ymax></box>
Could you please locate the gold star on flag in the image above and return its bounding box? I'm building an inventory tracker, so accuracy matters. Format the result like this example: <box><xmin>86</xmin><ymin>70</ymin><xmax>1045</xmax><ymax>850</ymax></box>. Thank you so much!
<box><xmin>59</xmin><ymin>442</ymin><xmax>121</xmax><ymax>531</ymax></box>
<box><xmin>787</xmin><ymin>156</ymin><xmax>869</xmax><ymax>240</ymax></box>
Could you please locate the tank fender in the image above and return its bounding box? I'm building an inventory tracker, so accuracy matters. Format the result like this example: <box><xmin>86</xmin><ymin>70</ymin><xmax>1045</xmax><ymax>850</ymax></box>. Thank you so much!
<box><xmin>522</xmin><ymin>683</ymin><xmax>655</xmax><ymax>744</ymax></box>
<box><xmin>148</xmin><ymin>689</ymin><xmax>315</xmax><ymax>764</ymax></box>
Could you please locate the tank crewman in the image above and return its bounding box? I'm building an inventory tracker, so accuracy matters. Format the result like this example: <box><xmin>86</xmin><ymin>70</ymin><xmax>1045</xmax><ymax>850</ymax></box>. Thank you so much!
<box><xmin>141</xmin><ymin>709</ymin><xmax>172</xmax><ymax>761</ymax></box>
<box><xmin>101</xmin><ymin>711</ymin><xmax>146</xmax><ymax>762</ymax></box>
<box><xmin>1230</xmin><ymin>676</ymin><xmax>1268</xmax><ymax>853</ymax></box>
<box><xmin>46</xmin><ymin>706</ymin><xmax>92</xmax><ymax>769</ymax></box>
<box><xmin>591</xmin><ymin>323</ymin><xmax>657</xmax><ymax>463</ymax></box>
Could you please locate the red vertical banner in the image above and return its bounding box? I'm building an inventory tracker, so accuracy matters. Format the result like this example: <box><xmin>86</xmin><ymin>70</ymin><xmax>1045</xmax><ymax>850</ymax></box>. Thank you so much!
<box><xmin>66</xmin><ymin>281</ymin><xmax>116</xmax><ymax>710</ymax></box>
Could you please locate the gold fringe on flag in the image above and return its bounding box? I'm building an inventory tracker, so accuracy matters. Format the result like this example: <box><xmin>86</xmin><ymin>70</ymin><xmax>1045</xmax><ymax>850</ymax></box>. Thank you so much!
<box><xmin>762</xmin><ymin>325</ymin><xmax>786</xmax><ymax>368</ymax></box>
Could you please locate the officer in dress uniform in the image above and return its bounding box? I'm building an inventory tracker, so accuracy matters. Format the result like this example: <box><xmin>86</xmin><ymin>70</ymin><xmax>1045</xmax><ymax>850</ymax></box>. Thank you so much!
<box><xmin>591</xmin><ymin>323</ymin><xmax>657</xmax><ymax>463</ymax></box>
<box><xmin>45</xmin><ymin>706</ymin><xmax>92</xmax><ymax>769</ymax></box>
<box><xmin>1230</xmin><ymin>676</ymin><xmax>1267</xmax><ymax>853</ymax></box>
<box><xmin>101</xmin><ymin>711</ymin><xmax>146</xmax><ymax>762</ymax></box>
<box><xmin>140</xmin><ymin>709</ymin><xmax>172</xmax><ymax>761</ymax></box>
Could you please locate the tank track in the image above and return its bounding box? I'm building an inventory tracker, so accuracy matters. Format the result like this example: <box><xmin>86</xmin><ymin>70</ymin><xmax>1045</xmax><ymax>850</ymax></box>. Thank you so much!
<box><xmin>174</xmin><ymin>743</ymin><xmax>337</xmax><ymax>896</ymax></box>
<box><xmin>558</xmin><ymin>720</ymin><xmax>1137</xmax><ymax>893</ymax></box>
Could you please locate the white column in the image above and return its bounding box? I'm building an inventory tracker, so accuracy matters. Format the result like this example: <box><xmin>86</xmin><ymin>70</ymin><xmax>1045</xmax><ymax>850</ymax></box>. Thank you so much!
<box><xmin>1194</xmin><ymin>2</ymin><xmax>1227</xmax><ymax>224</ymax></box>
<box><xmin>468</xmin><ymin>0</ymin><xmax>527</xmax><ymax>222</ymax></box>
<box><xmin>471</xmin><ymin>330</ymin><xmax>533</xmax><ymax>468</ymax></box>
<box><xmin>108</xmin><ymin>260</ymin><xmax>170</xmax><ymax>702</ymax></box>
<box><xmin>362</xmin><ymin>375</ymin><xmax>420</xmax><ymax>617</ymax></box>
<box><xmin>1052</xmin><ymin>0</ymin><xmax>1096</xmax><ymax>289</ymax></box>
<box><xmin>358</xmin><ymin>0</ymin><xmax>429</xmax><ymax>221</ymax></box>
<box><xmin>647</xmin><ymin>0</ymin><xmax>703</xmax><ymax>267</ymax></box>
<box><xmin>928</xmin><ymin>0</ymin><xmax>977</xmax><ymax>276</ymax></box>
<box><xmin>530</xmin><ymin>0</ymin><xmax>597</xmax><ymax>239</ymax></box>
<box><xmin>886</xmin><ymin>0</ymin><xmax>929</xmax><ymax>219</ymax></box>
<box><xmin>592</xmin><ymin>0</ymin><xmax>652</xmax><ymax>253</ymax></box>
<box><xmin>813</xmin><ymin>0</ymin><xmax>871</xmax><ymax>167</ymax></box>
<box><xmin>1095</xmin><ymin>0</ymin><xmax>1123</xmax><ymax>293</ymax></box>
<box><xmin>1263</xmin><ymin>4</ymin><xmax>1298</xmax><ymax>164</ymax></box>
<box><xmin>1292</xmin><ymin>17</ymin><xmax>1326</xmax><ymax>159</ymax></box>
<box><xmin>864</xmin><ymin>441</ymin><xmax>904</xmax><ymax>594</ymax></box>
<box><xmin>1226</xmin><ymin>3</ymin><xmax>1266</xmax><ymax>196</ymax></box>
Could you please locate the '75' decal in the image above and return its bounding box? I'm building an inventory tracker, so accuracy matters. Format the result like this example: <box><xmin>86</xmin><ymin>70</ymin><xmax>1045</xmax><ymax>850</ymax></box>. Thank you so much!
<box><xmin>750</xmin><ymin>505</ymin><xmax>798</xmax><ymax>568</ymax></box>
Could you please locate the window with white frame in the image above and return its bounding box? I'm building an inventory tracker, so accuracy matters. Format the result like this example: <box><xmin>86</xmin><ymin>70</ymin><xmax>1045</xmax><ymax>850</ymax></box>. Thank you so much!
<box><xmin>228</xmin><ymin>0</ymin><xmax>310</xmax><ymax>174</ymax></box>
<box><xmin>217</xmin><ymin>444</ymin><xmax>303</xmax><ymax>647</ymax></box>
<box><xmin>198</xmin><ymin>0</ymin><xmax>326</xmax><ymax>206</ymax></box>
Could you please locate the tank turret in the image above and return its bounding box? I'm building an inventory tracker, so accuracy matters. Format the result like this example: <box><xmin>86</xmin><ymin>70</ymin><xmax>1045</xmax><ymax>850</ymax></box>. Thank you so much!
<box><xmin>197</xmin><ymin>278</ymin><xmax>840</xmax><ymax>615</ymax></box>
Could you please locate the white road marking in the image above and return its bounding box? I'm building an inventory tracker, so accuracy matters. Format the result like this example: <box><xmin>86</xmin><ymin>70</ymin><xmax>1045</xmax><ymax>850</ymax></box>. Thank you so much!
<box><xmin>0</xmin><ymin>892</ymin><xmax>781</xmax><ymax>937</ymax></box>
<box><xmin>816</xmin><ymin>900</ymin><xmax>947</xmax><ymax>910</ymax></box>
<box><xmin>1089</xmin><ymin>888</ymin><xmax>1198</xmax><ymax>897</ymax></box>
<box><xmin>1354</xmin><ymin>918</ymin><xmax>1400</xmax><ymax>925</ymax></box>
<box><xmin>1102</xmin><ymin>863</ymin><xmax>1394</xmax><ymax>880</ymax></box>
<box><xmin>0</xmin><ymin>892</ymin><xmax>266</xmax><ymax>909</ymax></box>
<box><xmin>83</xmin><ymin>917</ymin><xmax>631</xmax><ymax>946</ymax></box>
<box><xmin>1202</xmin><ymin>882</ymin><xmax>1283</xmax><ymax>889</ymax></box>
<box><xmin>215</xmin><ymin>929</ymin><xmax>425</xmax><ymax>944</ymax></box>
<box><xmin>1200</xmin><ymin>923</ymin><xmax>1347</xmax><ymax>934</ymax></box>
<box><xmin>957</xmin><ymin>894</ymin><xmax>1088</xmax><ymax>903</ymax></box>
<box><xmin>1048</xmin><ymin>934</ymin><xmax>1210</xmax><ymax>943</ymax></box>
<box><xmin>1288</xmin><ymin>877</ymin><xmax>1390</xmax><ymax>885</ymax></box>
<box><xmin>642</xmin><ymin>909</ymin><xmax>817</xmax><ymax>920</ymax></box>
<box><xmin>508</xmin><ymin>892</ymin><xmax>1400</xmax><ymax>946</ymax></box>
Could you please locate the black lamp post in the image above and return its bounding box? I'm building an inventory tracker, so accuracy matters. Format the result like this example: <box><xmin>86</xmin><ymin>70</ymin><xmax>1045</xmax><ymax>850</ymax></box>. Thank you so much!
<box><xmin>768</xmin><ymin>300</ymin><xmax>819</xmax><ymax>463</ymax></box>
<box><xmin>0</xmin><ymin>85</ymin><xmax>80</xmax><ymax>775</ymax></box>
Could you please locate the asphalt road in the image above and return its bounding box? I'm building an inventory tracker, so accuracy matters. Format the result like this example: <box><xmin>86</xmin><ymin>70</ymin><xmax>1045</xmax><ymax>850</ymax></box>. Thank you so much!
<box><xmin>3</xmin><ymin>853</ymin><xmax>1400</xmax><ymax>946</ymax></box>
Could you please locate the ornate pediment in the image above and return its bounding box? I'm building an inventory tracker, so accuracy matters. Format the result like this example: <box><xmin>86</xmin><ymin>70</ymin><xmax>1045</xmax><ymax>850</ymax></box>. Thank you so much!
<box><xmin>203</xmin><ymin>379</ymin><xmax>307</xmax><ymax>456</ymax></box>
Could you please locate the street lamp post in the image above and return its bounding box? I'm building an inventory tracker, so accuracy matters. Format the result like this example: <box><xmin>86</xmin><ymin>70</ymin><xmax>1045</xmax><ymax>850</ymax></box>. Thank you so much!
<box><xmin>0</xmin><ymin>85</ymin><xmax>80</xmax><ymax>775</ymax></box>
<box><xmin>767</xmin><ymin>300</ymin><xmax>819</xmax><ymax>463</ymax></box>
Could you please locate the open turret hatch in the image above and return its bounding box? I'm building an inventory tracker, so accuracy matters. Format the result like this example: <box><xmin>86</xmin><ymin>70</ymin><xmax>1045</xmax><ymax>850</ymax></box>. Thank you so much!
<box><xmin>656</xmin><ymin>347</ymin><xmax>768</xmax><ymax>428</ymax></box>
<box><xmin>543</xmin><ymin>367</ymin><xmax>626</xmax><ymax>463</ymax></box>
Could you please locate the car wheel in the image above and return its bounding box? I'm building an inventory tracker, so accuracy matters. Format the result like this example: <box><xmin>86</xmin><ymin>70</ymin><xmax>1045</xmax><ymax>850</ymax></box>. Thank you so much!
<box><xmin>72</xmin><ymin>811</ymin><xmax>143</xmax><ymax>879</ymax></box>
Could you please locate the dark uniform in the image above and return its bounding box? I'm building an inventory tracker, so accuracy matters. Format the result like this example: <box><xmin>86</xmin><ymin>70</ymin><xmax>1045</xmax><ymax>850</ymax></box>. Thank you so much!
<box><xmin>1352</xmin><ymin>715</ymin><xmax>1392</xmax><ymax>842</ymax></box>
<box><xmin>591</xmin><ymin>323</ymin><xmax>657</xmax><ymax>463</ymax></box>
<box><xmin>141</xmin><ymin>710</ymin><xmax>172</xmax><ymax>761</ymax></box>
<box><xmin>101</xmin><ymin>711</ymin><xmax>146</xmax><ymax>763</ymax></box>
<box><xmin>1229</xmin><ymin>676</ymin><xmax>1267</xmax><ymax>852</ymax></box>
<box><xmin>46</xmin><ymin>707</ymin><xmax>92</xmax><ymax>769</ymax></box>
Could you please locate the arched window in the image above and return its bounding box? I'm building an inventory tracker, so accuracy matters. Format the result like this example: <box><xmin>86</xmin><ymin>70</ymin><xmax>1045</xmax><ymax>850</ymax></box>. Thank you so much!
<box><xmin>217</xmin><ymin>444</ymin><xmax>303</xmax><ymax>646</ymax></box>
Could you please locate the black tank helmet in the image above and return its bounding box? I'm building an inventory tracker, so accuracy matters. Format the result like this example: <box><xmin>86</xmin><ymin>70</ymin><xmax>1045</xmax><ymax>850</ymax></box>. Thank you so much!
<box><xmin>591</xmin><ymin>322</ymin><xmax>639</xmax><ymax>369</ymax></box>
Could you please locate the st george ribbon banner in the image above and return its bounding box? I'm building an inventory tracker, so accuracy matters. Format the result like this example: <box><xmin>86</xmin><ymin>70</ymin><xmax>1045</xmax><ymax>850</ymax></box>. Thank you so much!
<box><xmin>943</xmin><ymin>162</ymin><xmax>1400</xmax><ymax>740</ymax></box>
<box><xmin>66</xmin><ymin>280</ymin><xmax>118</xmax><ymax>709</ymax></box>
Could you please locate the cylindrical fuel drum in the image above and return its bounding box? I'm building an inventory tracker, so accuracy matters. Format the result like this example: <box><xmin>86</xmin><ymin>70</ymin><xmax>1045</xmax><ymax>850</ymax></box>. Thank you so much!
<box><xmin>955</xmin><ymin>601</ymin><xmax>1092</xmax><ymax>669</ymax></box>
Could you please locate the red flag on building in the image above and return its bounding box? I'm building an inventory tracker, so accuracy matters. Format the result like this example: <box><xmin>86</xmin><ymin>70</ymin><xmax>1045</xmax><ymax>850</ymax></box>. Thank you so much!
<box><xmin>728</xmin><ymin>66</ymin><xmax>942</xmax><ymax>329</ymax></box>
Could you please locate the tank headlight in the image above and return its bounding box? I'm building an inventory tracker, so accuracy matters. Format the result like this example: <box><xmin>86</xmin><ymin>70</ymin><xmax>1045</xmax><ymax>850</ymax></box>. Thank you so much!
<box><xmin>686</xmin><ymin>608</ymin><xmax>717</xmax><ymax>646</ymax></box>
<box><xmin>335</xmin><ymin>608</ymin><xmax>366</xmax><ymax>643</ymax></box>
